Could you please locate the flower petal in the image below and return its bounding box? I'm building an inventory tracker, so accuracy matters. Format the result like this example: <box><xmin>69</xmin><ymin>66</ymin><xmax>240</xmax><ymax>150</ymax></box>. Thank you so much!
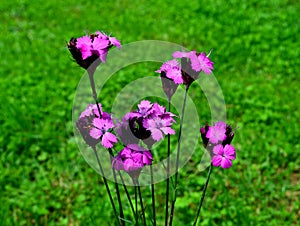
<box><xmin>102</xmin><ymin>132</ymin><xmax>117</xmax><ymax>148</ymax></box>
<box><xmin>212</xmin><ymin>155</ymin><xmax>222</xmax><ymax>167</ymax></box>
<box><xmin>212</xmin><ymin>144</ymin><xmax>224</xmax><ymax>155</ymax></box>
<box><xmin>150</xmin><ymin>128</ymin><xmax>163</xmax><ymax>141</ymax></box>
<box><xmin>161</xmin><ymin>127</ymin><xmax>175</xmax><ymax>135</ymax></box>
<box><xmin>221</xmin><ymin>158</ymin><xmax>232</xmax><ymax>169</ymax></box>
<box><xmin>223</xmin><ymin>144</ymin><xmax>236</xmax><ymax>160</ymax></box>
<box><xmin>90</xmin><ymin>128</ymin><xmax>102</xmax><ymax>139</ymax></box>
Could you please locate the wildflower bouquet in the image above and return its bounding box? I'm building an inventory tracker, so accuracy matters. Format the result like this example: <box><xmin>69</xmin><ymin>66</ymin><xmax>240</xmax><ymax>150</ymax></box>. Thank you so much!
<box><xmin>67</xmin><ymin>31</ymin><xmax>237</xmax><ymax>225</ymax></box>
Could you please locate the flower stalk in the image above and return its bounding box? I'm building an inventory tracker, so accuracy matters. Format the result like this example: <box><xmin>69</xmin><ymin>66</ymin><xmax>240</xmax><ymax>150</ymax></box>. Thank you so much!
<box><xmin>193</xmin><ymin>163</ymin><xmax>213</xmax><ymax>226</ymax></box>
<box><xmin>169</xmin><ymin>87</ymin><xmax>189</xmax><ymax>226</ymax></box>
<box><xmin>92</xmin><ymin>146</ymin><xmax>120</xmax><ymax>226</ymax></box>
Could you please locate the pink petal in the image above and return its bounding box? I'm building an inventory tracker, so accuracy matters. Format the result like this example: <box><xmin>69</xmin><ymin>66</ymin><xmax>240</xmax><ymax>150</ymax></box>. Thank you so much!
<box><xmin>224</xmin><ymin>144</ymin><xmax>236</xmax><ymax>160</ymax></box>
<box><xmin>151</xmin><ymin>128</ymin><xmax>163</xmax><ymax>141</ymax></box>
<box><xmin>212</xmin><ymin>144</ymin><xmax>223</xmax><ymax>155</ymax></box>
<box><xmin>102</xmin><ymin>132</ymin><xmax>117</xmax><ymax>148</ymax></box>
<box><xmin>120</xmin><ymin>147</ymin><xmax>132</xmax><ymax>158</ymax></box>
<box><xmin>99</xmin><ymin>52</ymin><xmax>108</xmax><ymax>62</ymax></box>
<box><xmin>161</xmin><ymin>127</ymin><xmax>175</xmax><ymax>135</ymax></box>
<box><xmin>190</xmin><ymin>56</ymin><xmax>201</xmax><ymax>72</ymax></box>
<box><xmin>90</xmin><ymin>128</ymin><xmax>102</xmax><ymax>139</ymax></box>
<box><xmin>81</xmin><ymin>48</ymin><xmax>93</xmax><ymax>60</ymax></box>
<box><xmin>95</xmin><ymin>31</ymin><xmax>108</xmax><ymax>39</ymax></box>
<box><xmin>212</xmin><ymin>155</ymin><xmax>222</xmax><ymax>167</ymax></box>
<box><xmin>221</xmin><ymin>158</ymin><xmax>232</xmax><ymax>169</ymax></box>
<box><xmin>109</xmin><ymin>37</ymin><xmax>121</xmax><ymax>49</ymax></box>
<box><xmin>93</xmin><ymin>37</ymin><xmax>110</xmax><ymax>50</ymax></box>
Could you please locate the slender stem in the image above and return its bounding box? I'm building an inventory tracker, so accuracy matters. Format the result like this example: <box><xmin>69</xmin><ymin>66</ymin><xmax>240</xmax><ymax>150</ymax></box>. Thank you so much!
<box><xmin>137</xmin><ymin>181</ymin><xmax>147</xmax><ymax>226</ymax></box>
<box><xmin>150</xmin><ymin>165</ymin><xmax>156</xmax><ymax>226</ymax></box>
<box><xmin>87</xmin><ymin>67</ymin><xmax>102</xmax><ymax>118</ymax></box>
<box><xmin>165</xmin><ymin>101</ymin><xmax>171</xmax><ymax>226</ymax></box>
<box><xmin>169</xmin><ymin>87</ymin><xmax>189</xmax><ymax>226</ymax></box>
<box><xmin>135</xmin><ymin>186</ymin><xmax>138</xmax><ymax>226</ymax></box>
<box><xmin>92</xmin><ymin>146</ymin><xmax>120</xmax><ymax>226</ymax></box>
<box><xmin>108</xmin><ymin>149</ymin><xmax>125</xmax><ymax>226</ymax></box>
<box><xmin>118</xmin><ymin>171</ymin><xmax>135</xmax><ymax>217</ymax></box>
<box><xmin>193</xmin><ymin>164</ymin><xmax>213</xmax><ymax>226</ymax></box>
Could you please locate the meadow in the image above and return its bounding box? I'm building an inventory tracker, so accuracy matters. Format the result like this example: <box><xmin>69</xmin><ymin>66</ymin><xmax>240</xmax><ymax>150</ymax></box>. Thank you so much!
<box><xmin>0</xmin><ymin>0</ymin><xmax>299</xmax><ymax>225</ymax></box>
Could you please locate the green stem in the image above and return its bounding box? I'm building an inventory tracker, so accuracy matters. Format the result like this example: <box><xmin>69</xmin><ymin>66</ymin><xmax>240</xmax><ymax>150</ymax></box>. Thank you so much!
<box><xmin>108</xmin><ymin>148</ymin><xmax>125</xmax><ymax>226</ymax></box>
<box><xmin>165</xmin><ymin>101</ymin><xmax>171</xmax><ymax>226</ymax></box>
<box><xmin>193</xmin><ymin>164</ymin><xmax>213</xmax><ymax>226</ymax></box>
<box><xmin>92</xmin><ymin>146</ymin><xmax>120</xmax><ymax>226</ymax></box>
<box><xmin>118</xmin><ymin>171</ymin><xmax>135</xmax><ymax>218</ymax></box>
<box><xmin>169</xmin><ymin>87</ymin><xmax>189</xmax><ymax>226</ymax></box>
<box><xmin>150</xmin><ymin>165</ymin><xmax>156</xmax><ymax>226</ymax></box>
<box><xmin>87</xmin><ymin>67</ymin><xmax>102</xmax><ymax>118</ymax></box>
<box><xmin>137</xmin><ymin>181</ymin><xmax>147</xmax><ymax>226</ymax></box>
<box><xmin>135</xmin><ymin>186</ymin><xmax>138</xmax><ymax>226</ymax></box>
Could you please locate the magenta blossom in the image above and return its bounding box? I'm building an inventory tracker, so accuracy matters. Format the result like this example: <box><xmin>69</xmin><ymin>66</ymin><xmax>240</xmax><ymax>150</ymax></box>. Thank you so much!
<box><xmin>143</xmin><ymin>117</ymin><xmax>175</xmax><ymax>141</ymax></box>
<box><xmin>156</xmin><ymin>59</ymin><xmax>183</xmax><ymax>84</ymax></box>
<box><xmin>206</xmin><ymin>121</ymin><xmax>227</xmax><ymax>144</ymax></box>
<box><xmin>122</xmin><ymin>100</ymin><xmax>176</xmax><ymax>147</ymax></box>
<box><xmin>126</xmin><ymin>100</ymin><xmax>154</xmax><ymax>120</ymax></box>
<box><xmin>212</xmin><ymin>144</ymin><xmax>236</xmax><ymax>168</ymax></box>
<box><xmin>200</xmin><ymin>121</ymin><xmax>235</xmax><ymax>147</ymax></box>
<box><xmin>90</xmin><ymin>118</ymin><xmax>118</xmax><ymax>148</ymax></box>
<box><xmin>77</xmin><ymin>103</ymin><xmax>113</xmax><ymax>147</ymax></box>
<box><xmin>192</xmin><ymin>52</ymin><xmax>214</xmax><ymax>74</ymax></box>
<box><xmin>173</xmin><ymin>50</ymin><xmax>214</xmax><ymax>74</ymax></box>
<box><xmin>68</xmin><ymin>31</ymin><xmax>121</xmax><ymax>69</ymax></box>
<box><xmin>112</xmin><ymin>144</ymin><xmax>153</xmax><ymax>180</ymax></box>
<box><xmin>79</xmin><ymin>103</ymin><xmax>110</xmax><ymax>120</ymax></box>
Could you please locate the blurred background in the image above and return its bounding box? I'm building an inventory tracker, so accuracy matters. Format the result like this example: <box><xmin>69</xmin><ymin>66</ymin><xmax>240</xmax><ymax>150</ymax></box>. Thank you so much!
<box><xmin>0</xmin><ymin>0</ymin><xmax>299</xmax><ymax>225</ymax></box>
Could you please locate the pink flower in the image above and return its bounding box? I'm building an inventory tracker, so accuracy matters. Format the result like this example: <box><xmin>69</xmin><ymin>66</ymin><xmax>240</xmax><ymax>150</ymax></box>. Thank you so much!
<box><xmin>90</xmin><ymin>118</ymin><xmax>118</xmax><ymax>148</ymax></box>
<box><xmin>212</xmin><ymin>144</ymin><xmax>236</xmax><ymax>168</ymax></box>
<box><xmin>156</xmin><ymin>59</ymin><xmax>183</xmax><ymax>84</ymax></box>
<box><xmin>112</xmin><ymin>144</ymin><xmax>153</xmax><ymax>180</ymax></box>
<box><xmin>76</xmin><ymin>36</ymin><xmax>93</xmax><ymax>60</ymax></box>
<box><xmin>143</xmin><ymin>117</ymin><xmax>175</xmax><ymax>141</ymax></box>
<box><xmin>79</xmin><ymin>104</ymin><xmax>111</xmax><ymax>120</ymax></box>
<box><xmin>206</xmin><ymin>121</ymin><xmax>227</xmax><ymax>144</ymax></box>
<box><xmin>191</xmin><ymin>52</ymin><xmax>214</xmax><ymax>74</ymax></box>
<box><xmin>67</xmin><ymin>31</ymin><xmax>121</xmax><ymax>69</ymax></box>
<box><xmin>173</xmin><ymin>50</ymin><xmax>214</xmax><ymax>74</ymax></box>
<box><xmin>200</xmin><ymin>122</ymin><xmax>235</xmax><ymax>147</ymax></box>
<box><xmin>125</xmin><ymin>100</ymin><xmax>154</xmax><ymax>120</ymax></box>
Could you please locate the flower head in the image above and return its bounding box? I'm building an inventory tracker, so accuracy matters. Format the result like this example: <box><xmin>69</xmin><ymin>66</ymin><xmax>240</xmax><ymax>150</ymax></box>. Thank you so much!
<box><xmin>194</xmin><ymin>52</ymin><xmax>214</xmax><ymax>74</ymax></box>
<box><xmin>212</xmin><ymin>144</ymin><xmax>236</xmax><ymax>168</ymax></box>
<box><xmin>143</xmin><ymin>116</ymin><xmax>175</xmax><ymax>141</ymax></box>
<box><xmin>112</xmin><ymin>144</ymin><xmax>153</xmax><ymax>181</ymax></box>
<box><xmin>200</xmin><ymin>121</ymin><xmax>235</xmax><ymax>146</ymax></box>
<box><xmin>90</xmin><ymin>118</ymin><xmax>118</xmax><ymax>148</ymax></box>
<box><xmin>121</xmin><ymin>100</ymin><xmax>176</xmax><ymax>147</ymax></box>
<box><xmin>172</xmin><ymin>50</ymin><xmax>214</xmax><ymax>87</ymax></box>
<box><xmin>67</xmin><ymin>31</ymin><xmax>121</xmax><ymax>69</ymax></box>
<box><xmin>76</xmin><ymin>103</ymin><xmax>116</xmax><ymax>148</ymax></box>
<box><xmin>156</xmin><ymin>59</ymin><xmax>183</xmax><ymax>84</ymax></box>
<box><xmin>206</xmin><ymin>121</ymin><xmax>227</xmax><ymax>144</ymax></box>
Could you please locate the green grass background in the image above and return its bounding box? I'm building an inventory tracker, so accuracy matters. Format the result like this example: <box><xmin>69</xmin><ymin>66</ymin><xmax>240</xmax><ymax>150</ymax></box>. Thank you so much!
<box><xmin>0</xmin><ymin>0</ymin><xmax>299</xmax><ymax>225</ymax></box>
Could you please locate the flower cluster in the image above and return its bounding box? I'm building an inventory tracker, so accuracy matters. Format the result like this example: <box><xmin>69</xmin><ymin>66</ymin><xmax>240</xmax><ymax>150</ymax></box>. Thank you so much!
<box><xmin>156</xmin><ymin>50</ymin><xmax>214</xmax><ymax>94</ymax></box>
<box><xmin>68</xmin><ymin>31</ymin><xmax>121</xmax><ymax>69</ymax></box>
<box><xmin>200</xmin><ymin>121</ymin><xmax>236</xmax><ymax>168</ymax></box>
<box><xmin>69</xmin><ymin>30</ymin><xmax>238</xmax><ymax>225</ymax></box>
<box><xmin>77</xmin><ymin>100</ymin><xmax>176</xmax><ymax>179</ymax></box>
